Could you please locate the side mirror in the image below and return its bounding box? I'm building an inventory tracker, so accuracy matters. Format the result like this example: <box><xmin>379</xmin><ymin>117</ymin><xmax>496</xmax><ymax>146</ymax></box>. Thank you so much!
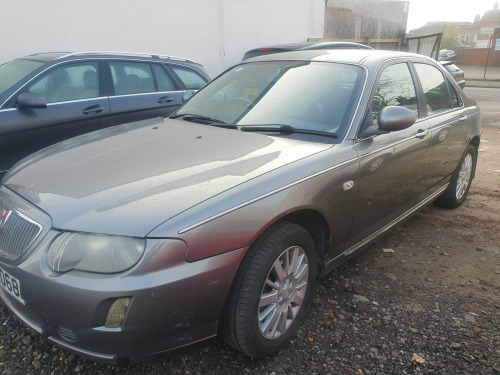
<box><xmin>378</xmin><ymin>106</ymin><xmax>416</xmax><ymax>132</ymax></box>
<box><xmin>17</xmin><ymin>93</ymin><xmax>47</xmax><ymax>109</ymax></box>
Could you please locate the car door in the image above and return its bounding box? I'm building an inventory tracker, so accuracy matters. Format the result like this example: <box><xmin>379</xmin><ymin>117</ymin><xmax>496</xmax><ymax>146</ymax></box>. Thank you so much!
<box><xmin>0</xmin><ymin>61</ymin><xmax>110</xmax><ymax>175</ymax></box>
<box><xmin>413</xmin><ymin>63</ymin><xmax>471</xmax><ymax>191</ymax></box>
<box><xmin>107</xmin><ymin>61</ymin><xmax>184</xmax><ymax>125</ymax></box>
<box><xmin>345</xmin><ymin>61</ymin><xmax>431</xmax><ymax>250</ymax></box>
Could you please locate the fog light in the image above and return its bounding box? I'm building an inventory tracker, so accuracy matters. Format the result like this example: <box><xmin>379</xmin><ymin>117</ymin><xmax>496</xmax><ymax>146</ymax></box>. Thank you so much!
<box><xmin>105</xmin><ymin>298</ymin><xmax>130</xmax><ymax>328</ymax></box>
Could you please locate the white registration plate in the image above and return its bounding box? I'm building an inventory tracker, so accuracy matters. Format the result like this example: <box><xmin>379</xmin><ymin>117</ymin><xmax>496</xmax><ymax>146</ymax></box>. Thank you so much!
<box><xmin>0</xmin><ymin>266</ymin><xmax>25</xmax><ymax>304</ymax></box>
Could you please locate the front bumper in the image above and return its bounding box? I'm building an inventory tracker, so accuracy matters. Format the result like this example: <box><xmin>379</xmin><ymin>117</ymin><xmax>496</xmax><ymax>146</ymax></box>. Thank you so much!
<box><xmin>0</xmin><ymin>236</ymin><xmax>246</xmax><ymax>364</ymax></box>
<box><xmin>0</xmin><ymin>188</ymin><xmax>246</xmax><ymax>365</ymax></box>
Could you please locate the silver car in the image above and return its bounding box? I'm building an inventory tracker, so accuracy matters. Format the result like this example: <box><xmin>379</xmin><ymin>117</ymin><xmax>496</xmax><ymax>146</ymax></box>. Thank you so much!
<box><xmin>0</xmin><ymin>50</ymin><xmax>480</xmax><ymax>365</ymax></box>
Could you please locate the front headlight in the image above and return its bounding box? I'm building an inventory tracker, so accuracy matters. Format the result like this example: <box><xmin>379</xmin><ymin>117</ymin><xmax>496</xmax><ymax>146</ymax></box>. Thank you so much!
<box><xmin>47</xmin><ymin>232</ymin><xmax>146</xmax><ymax>273</ymax></box>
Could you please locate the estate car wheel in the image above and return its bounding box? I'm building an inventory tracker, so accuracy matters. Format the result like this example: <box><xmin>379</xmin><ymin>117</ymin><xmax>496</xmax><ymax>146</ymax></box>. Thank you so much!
<box><xmin>220</xmin><ymin>222</ymin><xmax>317</xmax><ymax>358</ymax></box>
<box><xmin>435</xmin><ymin>144</ymin><xmax>477</xmax><ymax>209</ymax></box>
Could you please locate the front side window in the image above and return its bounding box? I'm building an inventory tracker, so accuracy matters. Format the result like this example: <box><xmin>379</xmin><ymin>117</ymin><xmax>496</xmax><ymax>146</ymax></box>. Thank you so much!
<box><xmin>27</xmin><ymin>63</ymin><xmax>99</xmax><ymax>103</ymax></box>
<box><xmin>414</xmin><ymin>63</ymin><xmax>453</xmax><ymax>115</ymax></box>
<box><xmin>171</xmin><ymin>67</ymin><xmax>207</xmax><ymax>90</ymax></box>
<box><xmin>371</xmin><ymin>63</ymin><xmax>417</xmax><ymax>127</ymax></box>
<box><xmin>0</xmin><ymin>59</ymin><xmax>44</xmax><ymax>95</ymax></box>
<box><xmin>173</xmin><ymin>61</ymin><xmax>364</xmax><ymax>136</ymax></box>
<box><xmin>110</xmin><ymin>62</ymin><xmax>155</xmax><ymax>95</ymax></box>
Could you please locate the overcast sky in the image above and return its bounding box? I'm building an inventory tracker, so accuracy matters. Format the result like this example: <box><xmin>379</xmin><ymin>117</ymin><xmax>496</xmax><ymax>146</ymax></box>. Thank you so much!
<box><xmin>406</xmin><ymin>0</ymin><xmax>498</xmax><ymax>30</ymax></box>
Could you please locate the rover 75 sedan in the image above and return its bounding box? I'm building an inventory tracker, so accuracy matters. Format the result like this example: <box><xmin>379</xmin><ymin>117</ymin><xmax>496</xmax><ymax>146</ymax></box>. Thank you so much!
<box><xmin>0</xmin><ymin>49</ymin><xmax>480</xmax><ymax>365</ymax></box>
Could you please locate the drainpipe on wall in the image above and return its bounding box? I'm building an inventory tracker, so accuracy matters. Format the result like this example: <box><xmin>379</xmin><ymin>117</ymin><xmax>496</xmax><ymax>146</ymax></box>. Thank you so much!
<box><xmin>484</xmin><ymin>34</ymin><xmax>492</xmax><ymax>79</ymax></box>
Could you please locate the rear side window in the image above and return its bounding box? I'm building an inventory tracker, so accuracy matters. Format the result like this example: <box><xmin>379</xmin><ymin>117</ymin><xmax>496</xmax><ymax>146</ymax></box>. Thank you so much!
<box><xmin>371</xmin><ymin>63</ymin><xmax>417</xmax><ymax>127</ymax></box>
<box><xmin>414</xmin><ymin>63</ymin><xmax>454</xmax><ymax>115</ymax></box>
<box><xmin>110</xmin><ymin>62</ymin><xmax>155</xmax><ymax>95</ymax></box>
<box><xmin>171</xmin><ymin>67</ymin><xmax>207</xmax><ymax>90</ymax></box>
<box><xmin>27</xmin><ymin>63</ymin><xmax>99</xmax><ymax>103</ymax></box>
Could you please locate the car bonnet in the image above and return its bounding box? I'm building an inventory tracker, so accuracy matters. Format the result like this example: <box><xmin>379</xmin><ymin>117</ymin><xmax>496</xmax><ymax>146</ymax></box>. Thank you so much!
<box><xmin>3</xmin><ymin>118</ymin><xmax>332</xmax><ymax>237</ymax></box>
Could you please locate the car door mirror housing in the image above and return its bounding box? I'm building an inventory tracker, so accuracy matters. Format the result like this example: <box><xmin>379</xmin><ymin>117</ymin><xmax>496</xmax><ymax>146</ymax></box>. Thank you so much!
<box><xmin>17</xmin><ymin>93</ymin><xmax>47</xmax><ymax>109</ymax></box>
<box><xmin>378</xmin><ymin>106</ymin><xmax>416</xmax><ymax>132</ymax></box>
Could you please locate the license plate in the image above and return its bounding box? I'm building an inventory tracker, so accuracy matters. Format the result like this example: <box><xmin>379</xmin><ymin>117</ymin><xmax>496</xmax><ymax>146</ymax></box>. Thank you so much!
<box><xmin>0</xmin><ymin>266</ymin><xmax>25</xmax><ymax>304</ymax></box>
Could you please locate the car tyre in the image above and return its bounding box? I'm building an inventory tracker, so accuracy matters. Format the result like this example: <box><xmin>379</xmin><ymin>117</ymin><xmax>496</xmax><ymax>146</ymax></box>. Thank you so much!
<box><xmin>435</xmin><ymin>144</ymin><xmax>476</xmax><ymax>208</ymax></box>
<box><xmin>220</xmin><ymin>221</ymin><xmax>317</xmax><ymax>357</ymax></box>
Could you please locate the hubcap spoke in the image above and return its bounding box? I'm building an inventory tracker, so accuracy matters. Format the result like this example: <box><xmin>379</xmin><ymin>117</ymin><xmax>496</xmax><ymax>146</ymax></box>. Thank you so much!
<box><xmin>259</xmin><ymin>290</ymin><xmax>278</xmax><ymax>307</ymax></box>
<box><xmin>456</xmin><ymin>154</ymin><xmax>472</xmax><ymax>200</ymax></box>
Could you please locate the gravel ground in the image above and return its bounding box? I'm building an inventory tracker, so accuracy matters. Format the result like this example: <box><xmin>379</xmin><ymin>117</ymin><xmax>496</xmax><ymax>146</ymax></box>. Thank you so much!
<box><xmin>1</xmin><ymin>100</ymin><xmax>499</xmax><ymax>375</ymax></box>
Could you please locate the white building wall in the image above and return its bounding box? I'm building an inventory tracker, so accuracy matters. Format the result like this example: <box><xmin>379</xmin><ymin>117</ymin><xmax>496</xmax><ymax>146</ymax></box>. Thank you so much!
<box><xmin>0</xmin><ymin>0</ymin><xmax>325</xmax><ymax>75</ymax></box>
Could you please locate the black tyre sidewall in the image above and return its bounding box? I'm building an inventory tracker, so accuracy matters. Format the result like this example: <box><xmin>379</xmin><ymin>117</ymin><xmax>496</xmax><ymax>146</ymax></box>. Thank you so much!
<box><xmin>436</xmin><ymin>144</ymin><xmax>476</xmax><ymax>209</ymax></box>
<box><xmin>232</xmin><ymin>222</ymin><xmax>317</xmax><ymax>358</ymax></box>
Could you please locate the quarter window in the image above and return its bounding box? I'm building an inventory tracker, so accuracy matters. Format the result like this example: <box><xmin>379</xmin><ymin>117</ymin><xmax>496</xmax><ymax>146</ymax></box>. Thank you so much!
<box><xmin>27</xmin><ymin>63</ymin><xmax>99</xmax><ymax>103</ymax></box>
<box><xmin>171</xmin><ymin>67</ymin><xmax>207</xmax><ymax>90</ymax></box>
<box><xmin>110</xmin><ymin>62</ymin><xmax>155</xmax><ymax>95</ymax></box>
<box><xmin>371</xmin><ymin>63</ymin><xmax>417</xmax><ymax>127</ymax></box>
<box><xmin>153</xmin><ymin>65</ymin><xmax>176</xmax><ymax>92</ymax></box>
<box><xmin>414</xmin><ymin>63</ymin><xmax>453</xmax><ymax>115</ymax></box>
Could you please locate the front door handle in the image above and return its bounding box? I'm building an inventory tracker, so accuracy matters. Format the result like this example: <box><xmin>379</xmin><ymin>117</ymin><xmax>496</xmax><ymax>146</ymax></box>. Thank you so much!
<box><xmin>415</xmin><ymin>129</ymin><xmax>429</xmax><ymax>139</ymax></box>
<box><xmin>459</xmin><ymin>115</ymin><xmax>468</xmax><ymax>122</ymax></box>
<box><xmin>158</xmin><ymin>96</ymin><xmax>174</xmax><ymax>104</ymax></box>
<box><xmin>82</xmin><ymin>105</ymin><xmax>104</xmax><ymax>115</ymax></box>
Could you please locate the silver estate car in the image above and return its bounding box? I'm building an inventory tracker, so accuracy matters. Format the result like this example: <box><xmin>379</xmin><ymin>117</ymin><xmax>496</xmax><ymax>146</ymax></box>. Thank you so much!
<box><xmin>0</xmin><ymin>50</ymin><xmax>480</xmax><ymax>365</ymax></box>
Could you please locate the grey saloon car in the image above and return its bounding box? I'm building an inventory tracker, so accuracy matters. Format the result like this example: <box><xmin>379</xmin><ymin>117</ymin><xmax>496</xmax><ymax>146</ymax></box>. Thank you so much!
<box><xmin>0</xmin><ymin>52</ymin><xmax>211</xmax><ymax>179</ymax></box>
<box><xmin>0</xmin><ymin>50</ymin><xmax>480</xmax><ymax>365</ymax></box>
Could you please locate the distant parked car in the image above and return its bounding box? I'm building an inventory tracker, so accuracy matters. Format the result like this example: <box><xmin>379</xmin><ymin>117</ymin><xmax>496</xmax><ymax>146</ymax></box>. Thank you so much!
<box><xmin>0</xmin><ymin>52</ymin><xmax>211</xmax><ymax>178</ymax></box>
<box><xmin>438</xmin><ymin>49</ymin><xmax>457</xmax><ymax>63</ymax></box>
<box><xmin>242</xmin><ymin>41</ymin><xmax>373</xmax><ymax>60</ymax></box>
<box><xmin>440</xmin><ymin>61</ymin><xmax>465</xmax><ymax>88</ymax></box>
<box><xmin>0</xmin><ymin>49</ymin><xmax>480</xmax><ymax>365</ymax></box>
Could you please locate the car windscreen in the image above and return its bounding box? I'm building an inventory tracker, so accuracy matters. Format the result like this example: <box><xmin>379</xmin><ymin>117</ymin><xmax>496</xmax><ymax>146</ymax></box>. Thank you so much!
<box><xmin>0</xmin><ymin>59</ymin><xmax>45</xmax><ymax>95</ymax></box>
<box><xmin>173</xmin><ymin>61</ymin><xmax>364</xmax><ymax>138</ymax></box>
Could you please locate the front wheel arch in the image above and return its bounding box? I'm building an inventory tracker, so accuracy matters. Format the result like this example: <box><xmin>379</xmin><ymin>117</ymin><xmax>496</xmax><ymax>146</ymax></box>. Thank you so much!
<box><xmin>218</xmin><ymin>221</ymin><xmax>318</xmax><ymax>357</ymax></box>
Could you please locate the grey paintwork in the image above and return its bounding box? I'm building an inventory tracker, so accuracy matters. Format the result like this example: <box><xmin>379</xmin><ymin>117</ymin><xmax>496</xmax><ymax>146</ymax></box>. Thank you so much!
<box><xmin>0</xmin><ymin>50</ymin><xmax>481</xmax><ymax>364</ymax></box>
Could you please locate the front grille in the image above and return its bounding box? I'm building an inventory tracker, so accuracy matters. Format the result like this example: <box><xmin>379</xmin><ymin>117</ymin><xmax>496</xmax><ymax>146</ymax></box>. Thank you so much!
<box><xmin>0</xmin><ymin>200</ymin><xmax>42</xmax><ymax>261</ymax></box>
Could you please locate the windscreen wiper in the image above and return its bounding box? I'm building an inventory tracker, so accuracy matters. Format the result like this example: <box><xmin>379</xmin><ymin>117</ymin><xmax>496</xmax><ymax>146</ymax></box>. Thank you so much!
<box><xmin>169</xmin><ymin>114</ymin><xmax>237</xmax><ymax>129</ymax></box>
<box><xmin>239</xmin><ymin>124</ymin><xmax>337</xmax><ymax>138</ymax></box>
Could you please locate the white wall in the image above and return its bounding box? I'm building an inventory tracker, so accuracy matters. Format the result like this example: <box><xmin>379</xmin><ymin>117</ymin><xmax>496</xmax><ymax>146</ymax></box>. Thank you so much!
<box><xmin>0</xmin><ymin>0</ymin><xmax>325</xmax><ymax>75</ymax></box>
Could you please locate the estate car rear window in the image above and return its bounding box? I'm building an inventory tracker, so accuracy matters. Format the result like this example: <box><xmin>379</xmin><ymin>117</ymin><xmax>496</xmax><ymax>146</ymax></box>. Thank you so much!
<box><xmin>171</xmin><ymin>67</ymin><xmax>208</xmax><ymax>90</ymax></box>
<box><xmin>174</xmin><ymin>61</ymin><xmax>364</xmax><ymax>137</ymax></box>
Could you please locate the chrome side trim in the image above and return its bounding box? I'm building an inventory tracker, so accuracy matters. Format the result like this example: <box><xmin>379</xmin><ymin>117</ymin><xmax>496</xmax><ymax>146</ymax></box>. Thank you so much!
<box><xmin>329</xmin><ymin>183</ymin><xmax>449</xmax><ymax>263</ymax></box>
<box><xmin>0</xmin><ymin>97</ymin><xmax>109</xmax><ymax>111</ymax></box>
<box><xmin>178</xmin><ymin>156</ymin><xmax>359</xmax><ymax>234</ymax></box>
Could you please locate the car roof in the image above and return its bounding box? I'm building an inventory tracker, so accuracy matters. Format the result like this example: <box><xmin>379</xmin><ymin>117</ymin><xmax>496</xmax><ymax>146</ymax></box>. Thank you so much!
<box><xmin>246</xmin><ymin>41</ymin><xmax>372</xmax><ymax>51</ymax></box>
<box><xmin>243</xmin><ymin>49</ymin><xmax>430</xmax><ymax>67</ymax></box>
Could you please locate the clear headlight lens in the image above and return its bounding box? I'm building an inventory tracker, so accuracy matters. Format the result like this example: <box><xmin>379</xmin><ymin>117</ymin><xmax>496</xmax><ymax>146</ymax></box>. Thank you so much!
<box><xmin>47</xmin><ymin>232</ymin><xmax>145</xmax><ymax>273</ymax></box>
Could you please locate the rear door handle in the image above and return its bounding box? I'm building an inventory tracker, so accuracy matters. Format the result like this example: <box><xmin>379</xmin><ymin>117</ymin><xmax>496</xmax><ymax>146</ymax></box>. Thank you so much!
<box><xmin>415</xmin><ymin>129</ymin><xmax>429</xmax><ymax>139</ymax></box>
<box><xmin>158</xmin><ymin>96</ymin><xmax>174</xmax><ymax>104</ymax></box>
<box><xmin>82</xmin><ymin>105</ymin><xmax>104</xmax><ymax>115</ymax></box>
